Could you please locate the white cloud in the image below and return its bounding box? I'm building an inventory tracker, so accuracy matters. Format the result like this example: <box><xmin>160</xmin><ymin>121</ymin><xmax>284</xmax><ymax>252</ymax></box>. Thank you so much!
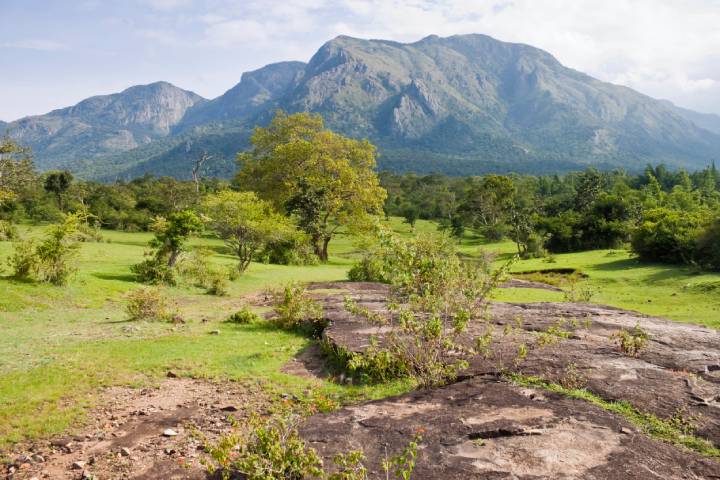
<box><xmin>0</xmin><ymin>39</ymin><xmax>69</xmax><ymax>52</ymax></box>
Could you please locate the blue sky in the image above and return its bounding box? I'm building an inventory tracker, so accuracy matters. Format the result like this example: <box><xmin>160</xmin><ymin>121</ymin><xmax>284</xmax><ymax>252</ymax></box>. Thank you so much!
<box><xmin>2</xmin><ymin>0</ymin><xmax>720</xmax><ymax>121</ymax></box>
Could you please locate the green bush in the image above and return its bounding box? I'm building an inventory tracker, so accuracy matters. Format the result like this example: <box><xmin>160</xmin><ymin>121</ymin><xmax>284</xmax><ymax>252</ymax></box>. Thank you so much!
<box><xmin>203</xmin><ymin>415</ymin><xmax>324</xmax><ymax>480</ymax></box>
<box><xmin>694</xmin><ymin>216</ymin><xmax>720</xmax><ymax>270</ymax></box>
<box><xmin>125</xmin><ymin>287</ymin><xmax>168</xmax><ymax>321</ymax></box>
<box><xmin>271</xmin><ymin>283</ymin><xmax>323</xmax><ymax>330</ymax></box>
<box><xmin>176</xmin><ymin>248</ymin><xmax>228</xmax><ymax>295</ymax></box>
<box><xmin>226</xmin><ymin>308</ymin><xmax>260</xmax><ymax>324</ymax></box>
<box><xmin>203</xmin><ymin>414</ymin><xmax>417</xmax><ymax>480</ymax></box>
<box><xmin>611</xmin><ymin>324</ymin><xmax>649</xmax><ymax>356</ymax></box>
<box><xmin>0</xmin><ymin>220</ymin><xmax>18</xmax><ymax>241</ymax></box>
<box><xmin>631</xmin><ymin>208</ymin><xmax>704</xmax><ymax>264</ymax></box>
<box><xmin>131</xmin><ymin>254</ymin><xmax>176</xmax><ymax>285</ymax></box>
<box><xmin>8</xmin><ymin>214</ymin><xmax>82</xmax><ymax>285</ymax></box>
<box><xmin>344</xmin><ymin>230</ymin><xmax>515</xmax><ymax>388</ymax></box>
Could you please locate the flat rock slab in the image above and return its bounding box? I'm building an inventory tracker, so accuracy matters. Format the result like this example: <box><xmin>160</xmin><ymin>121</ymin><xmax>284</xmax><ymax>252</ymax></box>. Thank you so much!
<box><xmin>302</xmin><ymin>376</ymin><xmax>720</xmax><ymax>479</ymax></box>
<box><xmin>309</xmin><ymin>281</ymin><xmax>720</xmax><ymax>449</ymax></box>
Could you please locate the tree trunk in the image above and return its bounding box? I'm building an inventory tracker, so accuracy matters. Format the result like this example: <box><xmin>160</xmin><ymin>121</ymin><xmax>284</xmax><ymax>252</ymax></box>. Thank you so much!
<box><xmin>320</xmin><ymin>236</ymin><xmax>331</xmax><ymax>262</ymax></box>
<box><xmin>167</xmin><ymin>249</ymin><xmax>180</xmax><ymax>267</ymax></box>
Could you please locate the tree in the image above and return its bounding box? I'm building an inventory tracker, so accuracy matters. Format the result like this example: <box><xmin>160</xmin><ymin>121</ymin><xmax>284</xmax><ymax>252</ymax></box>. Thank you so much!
<box><xmin>458</xmin><ymin>175</ymin><xmax>514</xmax><ymax>240</ymax></box>
<box><xmin>401</xmin><ymin>204</ymin><xmax>419</xmax><ymax>230</ymax></box>
<box><xmin>201</xmin><ymin>191</ymin><xmax>296</xmax><ymax>272</ymax></box>
<box><xmin>152</xmin><ymin>210</ymin><xmax>204</xmax><ymax>267</ymax></box>
<box><xmin>44</xmin><ymin>170</ymin><xmax>73</xmax><ymax>210</ymax></box>
<box><xmin>192</xmin><ymin>151</ymin><xmax>212</xmax><ymax>194</ymax></box>
<box><xmin>0</xmin><ymin>137</ymin><xmax>36</xmax><ymax>212</ymax></box>
<box><xmin>235</xmin><ymin>111</ymin><xmax>386</xmax><ymax>262</ymax></box>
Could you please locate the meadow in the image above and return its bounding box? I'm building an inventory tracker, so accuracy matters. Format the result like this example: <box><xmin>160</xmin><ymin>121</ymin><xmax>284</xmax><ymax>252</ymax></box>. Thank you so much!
<box><xmin>1</xmin><ymin>218</ymin><xmax>719</xmax><ymax>450</ymax></box>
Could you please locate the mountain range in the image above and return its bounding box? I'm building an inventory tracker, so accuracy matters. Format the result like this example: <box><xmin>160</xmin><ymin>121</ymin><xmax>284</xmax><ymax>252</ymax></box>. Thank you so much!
<box><xmin>2</xmin><ymin>34</ymin><xmax>720</xmax><ymax>180</ymax></box>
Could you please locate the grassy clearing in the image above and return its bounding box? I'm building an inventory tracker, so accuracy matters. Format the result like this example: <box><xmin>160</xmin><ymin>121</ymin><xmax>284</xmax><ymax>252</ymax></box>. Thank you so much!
<box><xmin>507</xmin><ymin>374</ymin><xmax>720</xmax><ymax>457</ymax></box>
<box><xmin>0</xmin><ymin>219</ymin><xmax>718</xmax><ymax>448</ymax></box>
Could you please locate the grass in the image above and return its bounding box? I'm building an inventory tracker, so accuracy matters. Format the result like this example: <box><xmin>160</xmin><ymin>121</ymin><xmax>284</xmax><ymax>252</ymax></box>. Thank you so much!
<box><xmin>0</xmin><ymin>219</ymin><xmax>719</xmax><ymax>449</ymax></box>
<box><xmin>507</xmin><ymin>373</ymin><xmax>720</xmax><ymax>457</ymax></box>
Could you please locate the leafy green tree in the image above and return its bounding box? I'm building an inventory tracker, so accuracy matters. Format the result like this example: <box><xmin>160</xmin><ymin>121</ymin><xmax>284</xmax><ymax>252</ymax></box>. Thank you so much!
<box><xmin>43</xmin><ymin>170</ymin><xmax>73</xmax><ymax>210</ymax></box>
<box><xmin>694</xmin><ymin>216</ymin><xmax>720</xmax><ymax>270</ymax></box>
<box><xmin>401</xmin><ymin>204</ymin><xmax>419</xmax><ymax>230</ymax></box>
<box><xmin>150</xmin><ymin>210</ymin><xmax>203</xmax><ymax>267</ymax></box>
<box><xmin>201</xmin><ymin>190</ymin><xmax>296</xmax><ymax>272</ymax></box>
<box><xmin>631</xmin><ymin>208</ymin><xmax>705</xmax><ymax>264</ymax></box>
<box><xmin>0</xmin><ymin>137</ymin><xmax>36</xmax><ymax>215</ymax></box>
<box><xmin>132</xmin><ymin>210</ymin><xmax>203</xmax><ymax>284</ymax></box>
<box><xmin>459</xmin><ymin>175</ymin><xmax>514</xmax><ymax>239</ymax></box>
<box><xmin>236</xmin><ymin>111</ymin><xmax>386</xmax><ymax>261</ymax></box>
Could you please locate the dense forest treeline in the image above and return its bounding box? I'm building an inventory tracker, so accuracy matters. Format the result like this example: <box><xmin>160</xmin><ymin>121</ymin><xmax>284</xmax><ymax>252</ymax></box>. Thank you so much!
<box><xmin>1</xmin><ymin>131</ymin><xmax>719</xmax><ymax>271</ymax></box>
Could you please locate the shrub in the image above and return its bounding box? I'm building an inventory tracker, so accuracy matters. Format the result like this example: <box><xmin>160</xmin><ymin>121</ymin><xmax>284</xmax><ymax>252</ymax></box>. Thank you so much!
<box><xmin>611</xmin><ymin>324</ymin><xmax>649</xmax><ymax>356</ymax></box>
<box><xmin>8</xmin><ymin>214</ymin><xmax>82</xmax><ymax>285</ymax></box>
<box><xmin>131</xmin><ymin>254</ymin><xmax>176</xmax><ymax>285</ymax></box>
<box><xmin>203</xmin><ymin>415</ymin><xmax>323</xmax><ymax>480</ymax></box>
<box><xmin>631</xmin><ymin>208</ymin><xmax>704</xmax><ymax>264</ymax></box>
<box><xmin>125</xmin><ymin>287</ymin><xmax>168</xmax><ymax>321</ymax></box>
<box><xmin>0</xmin><ymin>220</ymin><xmax>18</xmax><ymax>241</ymax></box>
<box><xmin>205</xmin><ymin>272</ymin><xmax>229</xmax><ymax>296</ymax></box>
<box><xmin>203</xmin><ymin>414</ymin><xmax>418</xmax><ymax>480</ymax></box>
<box><xmin>132</xmin><ymin>211</ymin><xmax>203</xmax><ymax>284</ymax></box>
<box><xmin>176</xmin><ymin>248</ymin><xmax>228</xmax><ymax>295</ymax></box>
<box><xmin>226</xmin><ymin>308</ymin><xmax>260</xmax><ymax>324</ymax></box>
<box><xmin>271</xmin><ymin>283</ymin><xmax>323</xmax><ymax>330</ymax></box>
<box><xmin>694</xmin><ymin>216</ymin><xmax>720</xmax><ymax>271</ymax></box>
<box><xmin>345</xmin><ymin>230</ymin><xmax>515</xmax><ymax>388</ymax></box>
<box><xmin>563</xmin><ymin>277</ymin><xmax>596</xmax><ymax>303</ymax></box>
<box><xmin>259</xmin><ymin>234</ymin><xmax>319</xmax><ymax>266</ymax></box>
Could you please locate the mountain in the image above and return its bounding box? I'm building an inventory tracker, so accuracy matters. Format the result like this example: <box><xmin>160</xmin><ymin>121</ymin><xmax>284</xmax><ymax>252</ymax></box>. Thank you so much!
<box><xmin>4</xmin><ymin>34</ymin><xmax>720</xmax><ymax>179</ymax></box>
<box><xmin>669</xmin><ymin>103</ymin><xmax>720</xmax><ymax>135</ymax></box>
<box><xmin>0</xmin><ymin>82</ymin><xmax>205</xmax><ymax>171</ymax></box>
<box><xmin>177</xmin><ymin>61</ymin><xmax>306</xmax><ymax>131</ymax></box>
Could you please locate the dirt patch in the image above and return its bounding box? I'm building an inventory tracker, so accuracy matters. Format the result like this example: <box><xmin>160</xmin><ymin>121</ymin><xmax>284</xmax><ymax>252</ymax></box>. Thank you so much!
<box><xmin>280</xmin><ymin>342</ymin><xmax>329</xmax><ymax>379</ymax></box>
<box><xmin>4</xmin><ymin>378</ymin><xmax>271</xmax><ymax>480</ymax></box>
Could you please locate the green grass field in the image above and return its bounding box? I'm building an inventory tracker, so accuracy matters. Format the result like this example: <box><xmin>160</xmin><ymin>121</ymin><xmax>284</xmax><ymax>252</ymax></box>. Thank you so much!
<box><xmin>0</xmin><ymin>218</ymin><xmax>719</xmax><ymax>449</ymax></box>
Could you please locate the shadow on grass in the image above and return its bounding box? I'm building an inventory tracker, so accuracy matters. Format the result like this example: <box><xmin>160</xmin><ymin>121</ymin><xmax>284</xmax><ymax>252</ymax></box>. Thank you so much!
<box><xmin>92</xmin><ymin>272</ymin><xmax>137</xmax><ymax>283</ymax></box>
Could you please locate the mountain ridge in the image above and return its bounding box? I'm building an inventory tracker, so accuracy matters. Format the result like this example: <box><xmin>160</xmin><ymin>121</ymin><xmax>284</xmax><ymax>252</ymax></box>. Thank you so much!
<box><xmin>2</xmin><ymin>34</ymin><xmax>719</xmax><ymax>179</ymax></box>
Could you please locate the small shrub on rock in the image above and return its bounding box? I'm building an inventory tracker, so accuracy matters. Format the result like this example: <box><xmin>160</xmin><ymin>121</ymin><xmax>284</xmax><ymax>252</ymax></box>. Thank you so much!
<box><xmin>125</xmin><ymin>287</ymin><xmax>168</xmax><ymax>321</ymax></box>
<box><xmin>226</xmin><ymin>308</ymin><xmax>260</xmax><ymax>324</ymax></box>
<box><xmin>344</xmin><ymin>230</ymin><xmax>515</xmax><ymax>388</ymax></box>
<box><xmin>271</xmin><ymin>283</ymin><xmax>323</xmax><ymax>330</ymax></box>
<box><xmin>611</xmin><ymin>324</ymin><xmax>649</xmax><ymax>356</ymax></box>
<box><xmin>203</xmin><ymin>414</ymin><xmax>418</xmax><ymax>480</ymax></box>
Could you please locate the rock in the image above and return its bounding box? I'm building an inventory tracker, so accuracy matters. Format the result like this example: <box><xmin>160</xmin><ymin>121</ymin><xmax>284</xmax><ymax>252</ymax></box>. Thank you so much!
<box><xmin>209</xmin><ymin>329</ymin><xmax>220</xmax><ymax>335</ymax></box>
<box><xmin>71</xmin><ymin>460</ymin><xmax>86</xmax><ymax>470</ymax></box>
<box><xmin>164</xmin><ymin>448</ymin><xmax>177</xmax><ymax>455</ymax></box>
<box><xmin>120</xmin><ymin>447</ymin><xmax>131</xmax><ymax>457</ymax></box>
<box><xmin>220</xmin><ymin>405</ymin><xmax>238</xmax><ymax>412</ymax></box>
<box><xmin>620</xmin><ymin>427</ymin><xmax>634</xmax><ymax>435</ymax></box>
<box><xmin>31</xmin><ymin>454</ymin><xmax>45</xmax><ymax>463</ymax></box>
<box><xmin>300</xmin><ymin>375</ymin><xmax>720</xmax><ymax>479</ymax></box>
<box><xmin>162</xmin><ymin>428</ymin><xmax>178</xmax><ymax>437</ymax></box>
<box><xmin>166</xmin><ymin>371</ymin><xmax>178</xmax><ymax>378</ymax></box>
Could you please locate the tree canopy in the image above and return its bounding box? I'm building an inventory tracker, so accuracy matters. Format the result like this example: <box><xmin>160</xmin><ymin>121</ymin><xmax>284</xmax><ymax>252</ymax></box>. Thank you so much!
<box><xmin>235</xmin><ymin>111</ymin><xmax>386</xmax><ymax>261</ymax></box>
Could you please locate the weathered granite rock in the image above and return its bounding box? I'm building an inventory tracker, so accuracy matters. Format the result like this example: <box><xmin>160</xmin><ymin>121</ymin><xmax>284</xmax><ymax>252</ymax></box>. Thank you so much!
<box><xmin>307</xmin><ymin>281</ymin><xmax>720</xmax><ymax>462</ymax></box>
<box><xmin>302</xmin><ymin>377</ymin><xmax>720</xmax><ymax>479</ymax></box>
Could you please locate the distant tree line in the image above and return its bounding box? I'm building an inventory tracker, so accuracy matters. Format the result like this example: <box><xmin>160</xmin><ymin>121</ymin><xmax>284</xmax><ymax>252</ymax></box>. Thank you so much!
<box><xmin>2</xmin><ymin>130</ymin><xmax>719</xmax><ymax>271</ymax></box>
<box><xmin>382</xmin><ymin>164</ymin><xmax>720</xmax><ymax>270</ymax></box>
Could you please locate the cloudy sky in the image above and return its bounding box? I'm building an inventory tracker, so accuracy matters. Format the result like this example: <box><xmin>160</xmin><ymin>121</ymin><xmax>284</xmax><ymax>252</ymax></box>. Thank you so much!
<box><xmin>2</xmin><ymin>0</ymin><xmax>720</xmax><ymax>121</ymax></box>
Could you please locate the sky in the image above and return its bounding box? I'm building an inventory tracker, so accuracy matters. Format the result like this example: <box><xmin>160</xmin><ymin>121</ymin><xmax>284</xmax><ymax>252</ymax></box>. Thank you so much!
<box><xmin>2</xmin><ymin>0</ymin><xmax>720</xmax><ymax>121</ymax></box>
